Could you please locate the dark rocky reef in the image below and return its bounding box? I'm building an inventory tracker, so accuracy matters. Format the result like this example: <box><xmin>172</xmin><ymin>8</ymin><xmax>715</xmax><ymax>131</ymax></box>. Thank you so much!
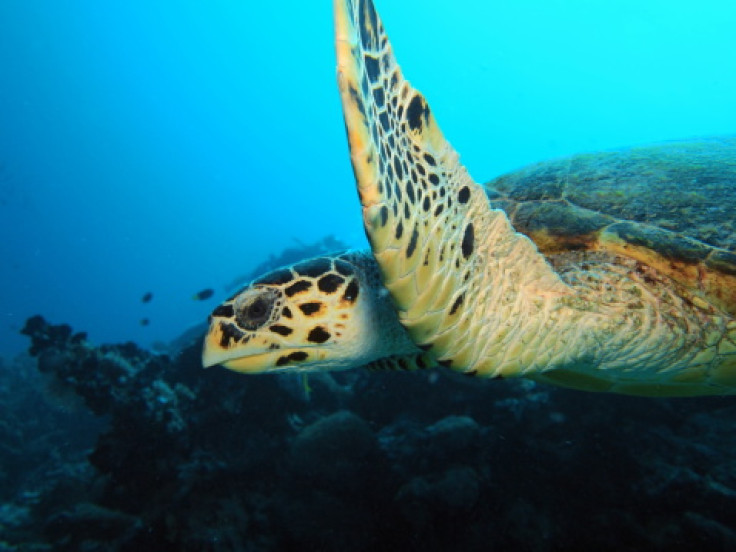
<box><xmin>3</xmin><ymin>247</ymin><xmax>736</xmax><ymax>550</ymax></box>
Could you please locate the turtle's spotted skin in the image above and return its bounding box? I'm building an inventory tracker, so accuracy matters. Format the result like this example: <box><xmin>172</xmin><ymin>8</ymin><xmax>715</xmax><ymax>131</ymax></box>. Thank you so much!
<box><xmin>203</xmin><ymin>0</ymin><xmax>736</xmax><ymax>396</ymax></box>
<box><xmin>203</xmin><ymin>251</ymin><xmax>424</xmax><ymax>373</ymax></box>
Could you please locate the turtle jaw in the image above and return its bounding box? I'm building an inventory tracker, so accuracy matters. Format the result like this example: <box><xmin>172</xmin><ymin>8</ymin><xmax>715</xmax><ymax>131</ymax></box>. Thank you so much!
<box><xmin>201</xmin><ymin>319</ymin><xmax>318</xmax><ymax>374</ymax></box>
<box><xmin>202</xmin><ymin>345</ymin><xmax>310</xmax><ymax>374</ymax></box>
<box><xmin>201</xmin><ymin>333</ymin><xmax>272</xmax><ymax>373</ymax></box>
<box><xmin>202</xmin><ymin>347</ymin><xmax>273</xmax><ymax>373</ymax></box>
<box><xmin>202</xmin><ymin>330</ymin><xmax>350</xmax><ymax>375</ymax></box>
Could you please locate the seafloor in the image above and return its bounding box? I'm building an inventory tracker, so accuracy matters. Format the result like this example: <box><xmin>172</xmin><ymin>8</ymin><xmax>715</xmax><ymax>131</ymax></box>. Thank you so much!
<box><xmin>2</xmin><ymin>238</ymin><xmax>736</xmax><ymax>551</ymax></box>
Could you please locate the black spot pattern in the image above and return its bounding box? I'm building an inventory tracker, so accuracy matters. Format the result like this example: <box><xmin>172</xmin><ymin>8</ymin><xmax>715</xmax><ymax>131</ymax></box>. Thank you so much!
<box><xmin>289</xmin><ymin>351</ymin><xmax>308</xmax><ymax>362</ymax></box>
<box><xmin>449</xmin><ymin>293</ymin><xmax>465</xmax><ymax>315</ymax></box>
<box><xmin>307</xmin><ymin>326</ymin><xmax>331</xmax><ymax>344</ymax></box>
<box><xmin>294</xmin><ymin>258</ymin><xmax>332</xmax><ymax>278</ymax></box>
<box><xmin>299</xmin><ymin>302</ymin><xmax>322</xmax><ymax>316</ymax></box>
<box><xmin>254</xmin><ymin>269</ymin><xmax>293</xmax><ymax>286</ymax></box>
<box><xmin>380</xmin><ymin>205</ymin><xmax>389</xmax><ymax>226</ymax></box>
<box><xmin>342</xmin><ymin>279</ymin><xmax>360</xmax><ymax>303</ymax></box>
<box><xmin>358</xmin><ymin>0</ymin><xmax>379</xmax><ymax>51</ymax></box>
<box><xmin>212</xmin><ymin>304</ymin><xmax>234</xmax><ymax>318</ymax></box>
<box><xmin>394</xmin><ymin>181</ymin><xmax>402</xmax><ymax>202</ymax></box>
<box><xmin>406</xmin><ymin>179</ymin><xmax>415</xmax><ymax>203</ymax></box>
<box><xmin>406</xmin><ymin>94</ymin><xmax>428</xmax><ymax>132</ymax></box>
<box><xmin>275</xmin><ymin>351</ymin><xmax>309</xmax><ymax>367</ymax></box>
<box><xmin>407</xmin><ymin>226</ymin><xmax>419</xmax><ymax>258</ymax></box>
<box><xmin>461</xmin><ymin>223</ymin><xmax>475</xmax><ymax>259</ymax></box>
<box><xmin>341</xmin><ymin>0</ymin><xmax>490</xmax><ymax>369</ymax></box>
<box><xmin>372</xmin><ymin>86</ymin><xmax>385</xmax><ymax>107</ymax></box>
<box><xmin>334</xmin><ymin>259</ymin><xmax>355</xmax><ymax>277</ymax></box>
<box><xmin>379</xmin><ymin>111</ymin><xmax>390</xmax><ymax>131</ymax></box>
<box><xmin>318</xmin><ymin>274</ymin><xmax>345</xmax><ymax>293</ymax></box>
<box><xmin>269</xmin><ymin>325</ymin><xmax>292</xmax><ymax>336</ymax></box>
<box><xmin>285</xmin><ymin>280</ymin><xmax>312</xmax><ymax>297</ymax></box>
<box><xmin>393</xmin><ymin>156</ymin><xmax>403</xmax><ymax>180</ymax></box>
<box><xmin>219</xmin><ymin>322</ymin><xmax>244</xmax><ymax>348</ymax></box>
<box><xmin>364</xmin><ymin>54</ymin><xmax>380</xmax><ymax>82</ymax></box>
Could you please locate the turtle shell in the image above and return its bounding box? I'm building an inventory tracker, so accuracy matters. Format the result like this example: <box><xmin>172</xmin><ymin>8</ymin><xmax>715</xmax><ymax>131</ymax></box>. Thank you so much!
<box><xmin>485</xmin><ymin>136</ymin><xmax>736</xmax><ymax>315</ymax></box>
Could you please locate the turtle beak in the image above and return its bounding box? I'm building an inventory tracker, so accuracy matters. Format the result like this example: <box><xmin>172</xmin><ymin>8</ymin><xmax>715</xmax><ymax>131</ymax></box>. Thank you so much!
<box><xmin>201</xmin><ymin>325</ymin><xmax>278</xmax><ymax>373</ymax></box>
<box><xmin>201</xmin><ymin>316</ymin><xmax>264</xmax><ymax>370</ymax></box>
<box><xmin>201</xmin><ymin>314</ymin><xmax>303</xmax><ymax>374</ymax></box>
<box><xmin>201</xmin><ymin>322</ymin><xmax>240</xmax><ymax>368</ymax></box>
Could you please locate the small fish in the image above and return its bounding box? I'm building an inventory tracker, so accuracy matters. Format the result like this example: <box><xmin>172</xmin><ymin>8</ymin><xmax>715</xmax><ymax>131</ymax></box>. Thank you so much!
<box><xmin>192</xmin><ymin>288</ymin><xmax>215</xmax><ymax>301</ymax></box>
<box><xmin>140</xmin><ymin>318</ymin><xmax>150</xmax><ymax>326</ymax></box>
<box><xmin>141</xmin><ymin>292</ymin><xmax>153</xmax><ymax>303</ymax></box>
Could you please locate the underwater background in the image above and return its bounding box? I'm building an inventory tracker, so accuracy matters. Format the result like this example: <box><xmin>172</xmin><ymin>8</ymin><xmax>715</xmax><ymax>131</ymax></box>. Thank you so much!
<box><xmin>2</xmin><ymin>0</ymin><xmax>736</xmax><ymax>354</ymax></box>
<box><xmin>2</xmin><ymin>0</ymin><xmax>736</xmax><ymax>550</ymax></box>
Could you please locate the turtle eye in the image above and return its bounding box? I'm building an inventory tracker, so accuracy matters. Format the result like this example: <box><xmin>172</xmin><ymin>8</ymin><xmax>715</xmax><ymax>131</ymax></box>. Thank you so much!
<box><xmin>247</xmin><ymin>299</ymin><xmax>268</xmax><ymax>319</ymax></box>
<box><xmin>235</xmin><ymin>291</ymin><xmax>277</xmax><ymax>330</ymax></box>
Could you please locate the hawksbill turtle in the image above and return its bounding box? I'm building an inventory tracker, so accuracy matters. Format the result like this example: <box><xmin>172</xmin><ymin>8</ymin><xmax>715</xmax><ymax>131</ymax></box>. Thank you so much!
<box><xmin>202</xmin><ymin>0</ymin><xmax>736</xmax><ymax>396</ymax></box>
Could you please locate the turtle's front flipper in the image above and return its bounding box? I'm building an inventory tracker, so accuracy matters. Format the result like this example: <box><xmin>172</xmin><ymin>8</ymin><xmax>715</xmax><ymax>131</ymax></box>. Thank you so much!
<box><xmin>335</xmin><ymin>0</ymin><xmax>567</xmax><ymax>375</ymax></box>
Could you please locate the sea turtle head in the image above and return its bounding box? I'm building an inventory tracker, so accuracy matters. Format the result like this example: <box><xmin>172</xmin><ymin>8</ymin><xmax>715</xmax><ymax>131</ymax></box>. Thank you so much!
<box><xmin>202</xmin><ymin>250</ymin><xmax>415</xmax><ymax>374</ymax></box>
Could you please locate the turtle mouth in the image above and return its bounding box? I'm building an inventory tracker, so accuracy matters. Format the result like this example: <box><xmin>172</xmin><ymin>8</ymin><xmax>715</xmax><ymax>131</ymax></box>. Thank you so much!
<box><xmin>202</xmin><ymin>345</ymin><xmax>267</xmax><ymax>372</ymax></box>
<box><xmin>205</xmin><ymin>351</ymin><xmax>281</xmax><ymax>374</ymax></box>
<box><xmin>202</xmin><ymin>341</ymin><xmax>319</xmax><ymax>374</ymax></box>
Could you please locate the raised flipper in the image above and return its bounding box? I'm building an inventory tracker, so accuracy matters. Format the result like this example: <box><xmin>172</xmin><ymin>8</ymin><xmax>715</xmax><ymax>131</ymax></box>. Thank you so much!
<box><xmin>334</xmin><ymin>0</ymin><xmax>566</xmax><ymax>375</ymax></box>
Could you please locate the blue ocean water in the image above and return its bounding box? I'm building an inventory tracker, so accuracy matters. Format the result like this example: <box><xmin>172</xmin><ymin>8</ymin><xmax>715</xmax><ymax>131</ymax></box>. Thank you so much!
<box><xmin>1</xmin><ymin>0</ymin><xmax>735</xmax><ymax>356</ymax></box>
